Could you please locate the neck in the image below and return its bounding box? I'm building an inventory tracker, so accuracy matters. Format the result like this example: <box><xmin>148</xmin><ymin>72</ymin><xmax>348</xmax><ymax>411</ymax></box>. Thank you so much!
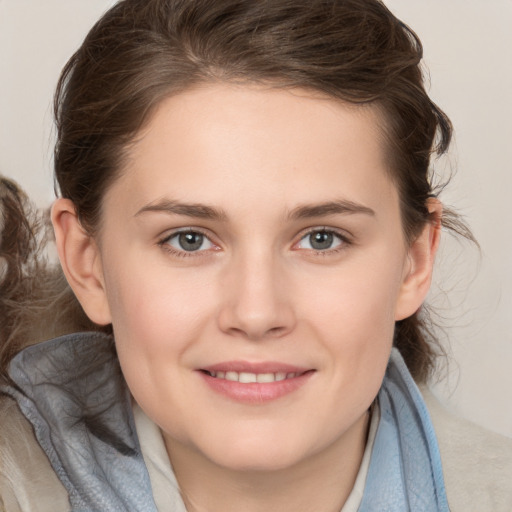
<box><xmin>164</xmin><ymin>411</ymin><xmax>370</xmax><ymax>512</ymax></box>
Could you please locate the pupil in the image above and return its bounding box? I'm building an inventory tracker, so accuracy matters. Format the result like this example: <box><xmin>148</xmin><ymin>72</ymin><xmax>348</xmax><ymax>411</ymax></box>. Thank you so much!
<box><xmin>310</xmin><ymin>231</ymin><xmax>333</xmax><ymax>250</ymax></box>
<box><xmin>179</xmin><ymin>232</ymin><xmax>203</xmax><ymax>251</ymax></box>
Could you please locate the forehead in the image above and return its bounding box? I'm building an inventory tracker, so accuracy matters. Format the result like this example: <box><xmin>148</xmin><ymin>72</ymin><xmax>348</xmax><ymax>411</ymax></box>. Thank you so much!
<box><xmin>107</xmin><ymin>84</ymin><xmax>397</xmax><ymax>219</ymax></box>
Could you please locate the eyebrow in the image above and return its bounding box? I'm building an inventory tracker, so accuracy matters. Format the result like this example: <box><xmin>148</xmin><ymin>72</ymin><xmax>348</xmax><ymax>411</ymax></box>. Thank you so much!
<box><xmin>135</xmin><ymin>198</ymin><xmax>375</xmax><ymax>221</ymax></box>
<box><xmin>288</xmin><ymin>200</ymin><xmax>375</xmax><ymax>220</ymax></box>
<box><xmin>135</xmin><ymin>199</ymin><xmax>228</xmax><ymax>221</ymax></box>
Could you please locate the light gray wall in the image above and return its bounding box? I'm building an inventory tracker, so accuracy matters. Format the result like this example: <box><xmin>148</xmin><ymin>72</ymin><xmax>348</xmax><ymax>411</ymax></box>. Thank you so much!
<box><xmin>384</xmin><ymin>0</ymin><xmax>512</xmax><ymax>439</ymax></box>
<box><xmin>1</xmin><ymin>1</ymin><xmax>511</xmax><ymax>438</ymax></box>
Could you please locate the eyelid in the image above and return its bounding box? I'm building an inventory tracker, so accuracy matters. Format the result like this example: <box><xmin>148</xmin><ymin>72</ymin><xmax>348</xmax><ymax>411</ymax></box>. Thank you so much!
<box><xmin>158</xmin><ymin>227</ymin><xmax>220</xmax><ymax>256</ymax></box>
<box><xmin>156</xmin><ymin>225</ymin><xmax>352</xmax><ymax>257</ymax></box>
<box><xmin>293</xmin><ymin>226</ymin><xmax>352</xmax><ymax>252</ymax></box>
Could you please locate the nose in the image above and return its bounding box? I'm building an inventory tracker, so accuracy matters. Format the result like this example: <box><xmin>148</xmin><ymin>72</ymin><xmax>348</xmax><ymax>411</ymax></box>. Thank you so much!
<box><xmin>217</xmin><ymin>250</ymin><xmax>296</xmax><ymax>341</ymax></box>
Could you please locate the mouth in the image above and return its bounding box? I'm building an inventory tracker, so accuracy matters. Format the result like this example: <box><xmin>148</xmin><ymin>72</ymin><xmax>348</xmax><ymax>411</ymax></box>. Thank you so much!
<box><xmin>197</xmin><ymin>363</ymin><xmax>315</xmax><ymax>403</ymax></box>
<box><xmin>200</xmin><ymin>370</ymin><xmax>305</xmax><ymax>383</ymax></box>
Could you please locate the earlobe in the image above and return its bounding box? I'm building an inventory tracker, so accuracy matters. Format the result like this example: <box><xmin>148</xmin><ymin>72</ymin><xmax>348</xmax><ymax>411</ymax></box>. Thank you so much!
<box><xmin>395</xmin><ymin>199</ymin><xmax>442</xmax><ymax>321</ymax></box>
<box><xmin>51</xmin><ymin>198</ymin><xmax>112</xmax><ymax>325</ymax></box>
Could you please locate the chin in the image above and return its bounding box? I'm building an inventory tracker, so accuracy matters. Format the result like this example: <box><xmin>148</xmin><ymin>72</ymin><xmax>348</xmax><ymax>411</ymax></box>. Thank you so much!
<box><xmin>213</xmin><ymin>451</ymin><xmax>303</xmax><ymax>473</ymax></box>
<box><xmin>199</xmin><ymin>433</ymin><xmax>315</xmax><ymax>473</ymax></box>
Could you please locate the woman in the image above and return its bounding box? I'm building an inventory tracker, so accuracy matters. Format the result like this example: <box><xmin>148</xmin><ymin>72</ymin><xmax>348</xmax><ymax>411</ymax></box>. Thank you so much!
<box><xmin>1</xmin><ymin>0</ymin><xmax>511</xmax><ymax>510</ymax></box>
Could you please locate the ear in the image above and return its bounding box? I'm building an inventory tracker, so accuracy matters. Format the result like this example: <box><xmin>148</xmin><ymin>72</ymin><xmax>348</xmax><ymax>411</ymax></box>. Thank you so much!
<box><xmin>394</xmin><ymin>198</ymin><xmax>442</xmax><ymax>321</ymax></box>
<box><xmin>51</xmin><ymin>198</ymin><xmax>112</xmax><ymax>325</ymax></box>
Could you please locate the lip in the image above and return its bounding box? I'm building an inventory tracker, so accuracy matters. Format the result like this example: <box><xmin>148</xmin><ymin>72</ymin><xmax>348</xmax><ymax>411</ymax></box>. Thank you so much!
<box><xmin>202</xmin><ymin>361</ymin><xmax>310</xmax><ymax>374</ymax></box>
<box><xmin>197</xmin><ymin>361</ymin><xmax>315</xmax><ymax>404</ymax></box>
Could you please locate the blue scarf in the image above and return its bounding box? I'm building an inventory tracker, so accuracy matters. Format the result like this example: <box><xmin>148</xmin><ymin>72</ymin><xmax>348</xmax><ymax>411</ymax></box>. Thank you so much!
<box><xmin>3</xmin><ymin>332</ymin><xmax>449</xmax><ymax>511</ymax></box>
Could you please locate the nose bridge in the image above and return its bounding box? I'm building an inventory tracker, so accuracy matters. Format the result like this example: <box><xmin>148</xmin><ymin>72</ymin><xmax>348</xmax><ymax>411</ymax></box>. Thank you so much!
<box><xmin>217</xmin><ymin>245</ymin><xmax>295</xmax><ymax>340</ymax></box>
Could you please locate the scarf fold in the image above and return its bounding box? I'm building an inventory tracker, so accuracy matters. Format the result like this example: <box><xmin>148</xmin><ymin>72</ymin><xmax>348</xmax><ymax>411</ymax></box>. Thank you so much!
<box><xmin>3</xmin><ymin>332</ymin><xmax>158</xmax><ymax>512</ymax></box>
<box><xmin>2</xmin><ymin>333</ymin><xmax>449</xmax><ymax>511</ymax></box>
<box><xmin>361</xmin><ymin>350</ymin><xmax>449</xmax><ymax>511</ymax></box>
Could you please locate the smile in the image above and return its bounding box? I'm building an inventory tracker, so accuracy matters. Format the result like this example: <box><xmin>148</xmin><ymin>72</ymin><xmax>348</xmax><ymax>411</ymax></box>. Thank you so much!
<box><xmin>204</xmin><ymin>370</ymin><xmax>301</xmax><ymax>383</ymax></box>
<box><xmin>198</xmin><ymin>364</ymin><xmax>315</xmax><ymax>403</ymax></box>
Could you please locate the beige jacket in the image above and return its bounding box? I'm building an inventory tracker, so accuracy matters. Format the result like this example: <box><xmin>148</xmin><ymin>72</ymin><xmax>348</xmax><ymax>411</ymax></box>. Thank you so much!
<box><xmin>1</xmin><ymin>389</ymin><xmax>512</xmax><ymax>512</ymax></box>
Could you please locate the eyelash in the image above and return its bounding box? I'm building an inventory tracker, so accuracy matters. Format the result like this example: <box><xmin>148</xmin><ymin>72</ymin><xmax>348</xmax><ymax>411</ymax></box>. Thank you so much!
<box><xmin>293</xmin><ymin>227</ymin><xmax>352</xmax><ymax>256</ymax></box>
<box><xmin>157</xmin><ymin>227</ymin><xmax>352</xmax><ymax>258</ymax></box>
<box><xmin>158</xmin><ymin>228</ymin><xmax>218</xmax><ymax>258</ymax></box>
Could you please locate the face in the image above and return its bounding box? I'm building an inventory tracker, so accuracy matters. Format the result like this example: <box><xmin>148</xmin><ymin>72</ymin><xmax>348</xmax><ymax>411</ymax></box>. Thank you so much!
<box><xmin>87</xmin><ymin>84</ymin><xmax>425</xmax><ymax>472</ymax></box>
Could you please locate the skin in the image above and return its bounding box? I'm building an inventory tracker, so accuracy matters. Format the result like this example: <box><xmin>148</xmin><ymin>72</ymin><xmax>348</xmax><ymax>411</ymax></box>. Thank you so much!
<box><xmin>52</xmin><ymin>84</ymin><xmax>441</xmax><ymax>512</ymax></box>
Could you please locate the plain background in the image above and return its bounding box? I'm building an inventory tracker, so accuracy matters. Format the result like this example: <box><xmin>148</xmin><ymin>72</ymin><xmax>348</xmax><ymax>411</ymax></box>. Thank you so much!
<box><xmin>0</xmin><ymin>0</ymin><xmax>511</xmax><ymax>438</ymax></box>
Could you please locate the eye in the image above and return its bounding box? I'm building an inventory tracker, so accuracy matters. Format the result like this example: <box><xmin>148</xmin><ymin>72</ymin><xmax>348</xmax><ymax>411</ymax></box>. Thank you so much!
<box><xmin>162</xmin><ymin>230</ymin><xmax>215</xmax><ymax>253</ymax></box>
<box><xmin>296</xmin><ymin>229</ymin><xmax>345</xmax><ymax>251</ymax></box>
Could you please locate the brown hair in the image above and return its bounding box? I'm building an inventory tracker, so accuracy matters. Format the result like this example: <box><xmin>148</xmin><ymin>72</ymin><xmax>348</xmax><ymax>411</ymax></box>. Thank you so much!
<box><xmin>4</xmin><ymin>0</ymin><xmax>475</xmax><ymax>382</ymax></box>
<box><xmin>0</xmin><ymin>178</ymin><xmax>96</xmax><ymax>380</ymax></box>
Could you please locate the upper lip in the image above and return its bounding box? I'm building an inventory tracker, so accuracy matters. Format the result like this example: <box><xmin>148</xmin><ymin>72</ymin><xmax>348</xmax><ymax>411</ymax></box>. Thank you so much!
<box><xmin>200</xmin><ymin>361</ymin><xmax>312</xmax><ymax>374</ymax></box>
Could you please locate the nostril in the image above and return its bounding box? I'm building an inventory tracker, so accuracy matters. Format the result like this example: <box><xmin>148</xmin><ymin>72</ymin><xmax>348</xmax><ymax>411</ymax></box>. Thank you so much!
<box><xmin>267</xmin><ymin>326</ymin><xmax>288</xmax><ymax>336</ymax></box>
<box><xmin>217</xmin><ymin>292</ymin><xmax>296</xmax><ymax>341</ymax></box>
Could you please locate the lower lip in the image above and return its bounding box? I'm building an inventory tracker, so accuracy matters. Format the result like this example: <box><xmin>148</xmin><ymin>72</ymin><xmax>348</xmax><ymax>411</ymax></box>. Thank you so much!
<box><xmin>198</xmin><ymin>371</ymin><xmax>314</xmax><ymax>404</ymax></box>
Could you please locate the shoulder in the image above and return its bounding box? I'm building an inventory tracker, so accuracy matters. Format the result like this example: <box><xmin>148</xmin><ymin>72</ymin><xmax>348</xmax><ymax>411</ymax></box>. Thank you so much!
<box><xmin>420</xmin><ymin>386</ymin><xmax>512</xmax><ymax>512</ymax></box>
<box><xmin>0</xmin><ymin>395</ymin><xmax>70</xmax><ymax>512</ymax></box>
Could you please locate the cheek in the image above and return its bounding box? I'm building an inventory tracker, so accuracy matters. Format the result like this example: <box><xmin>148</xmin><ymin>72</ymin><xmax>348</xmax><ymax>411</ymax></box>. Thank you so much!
<box><xmin>298</xmin><ymin>245</ymin><xmax>405</xmax><ymax>392</ymax></box>
<box><xmin>103</xmin><ymin>258</ymin><xmax>217</xmax><ymax>362</ymax></box>
<box><xmin>102</xmin><ymin>263</ymin><xmax>218</xmax><ymax>429</ymax></box>
<box><xmin>301</xmin><ymin>248</ymin><xmax>404</xmax><ymax>339</ymax></box>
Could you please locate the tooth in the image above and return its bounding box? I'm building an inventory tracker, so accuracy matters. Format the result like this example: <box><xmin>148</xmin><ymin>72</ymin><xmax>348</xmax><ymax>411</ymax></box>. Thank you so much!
<box><xmin>210</xmin><ymin>370</ymin><xmax>299</xmax><ymax>383</ymax></box>
<box><xmin>256</xmin><ymin>373</ymin><xmax>275</xmax><ymax>383</ymax></box>
<box><xmin>239</xmin><ymin>372</ymin><xmax>257</xmax><ymax>383</ymax></box>
<box><xmin>225</xmin><ymin>371</ymin><xmax>239</xmax><ymax>382</ymax></box>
